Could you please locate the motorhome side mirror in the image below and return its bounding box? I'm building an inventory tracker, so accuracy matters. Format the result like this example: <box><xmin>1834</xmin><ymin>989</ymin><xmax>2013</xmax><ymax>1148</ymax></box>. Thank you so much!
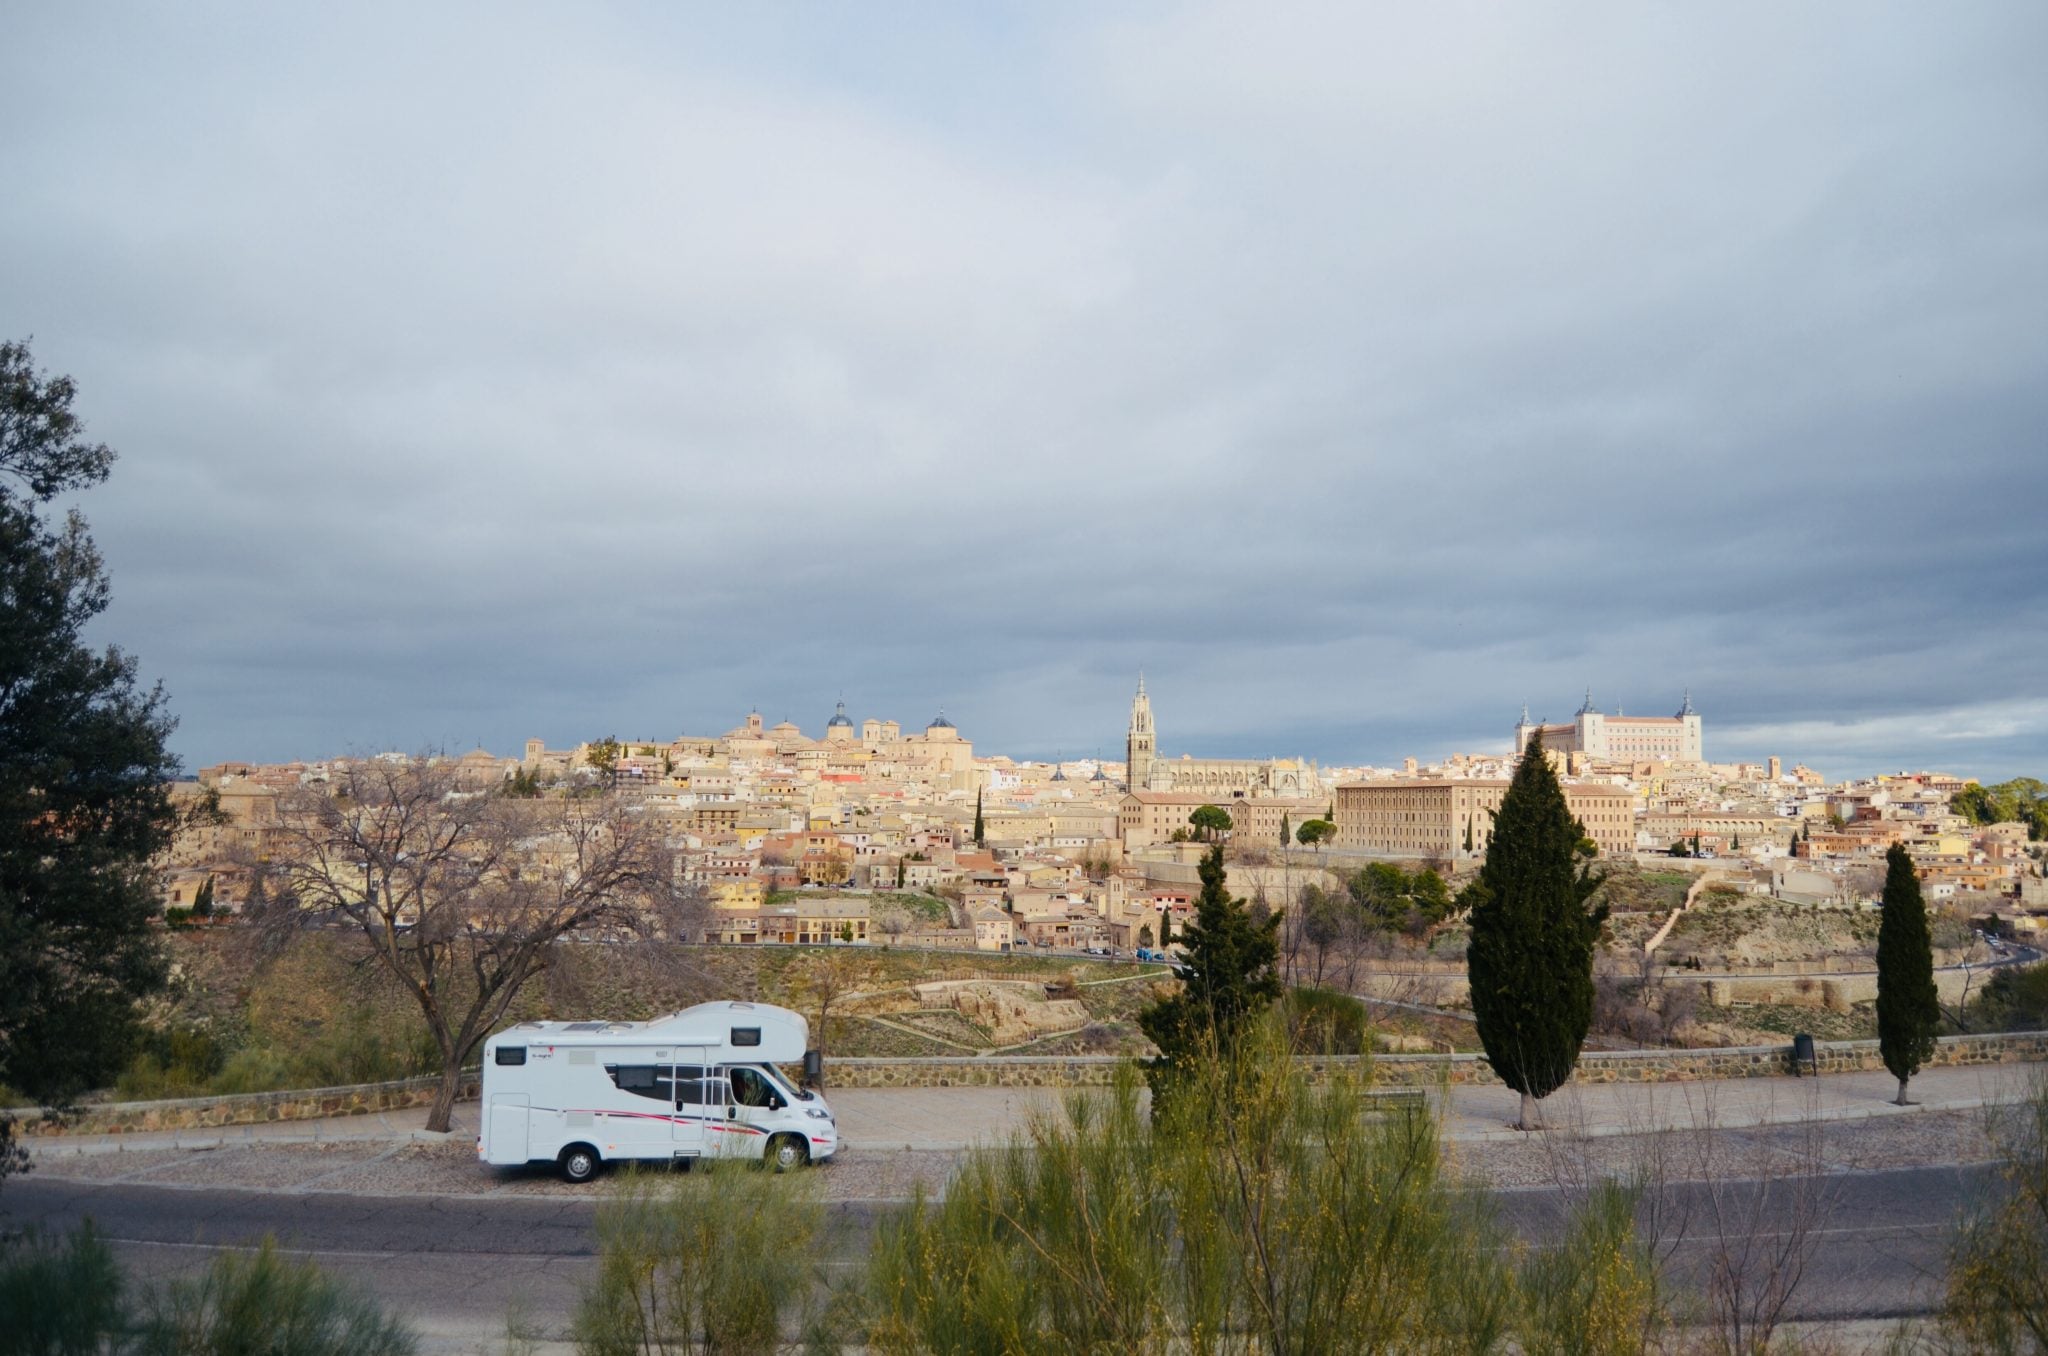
<box><xmin>802</xmin><ymin>1049</ymin><xmax>823</xmax><ymax>1087</ymax></box>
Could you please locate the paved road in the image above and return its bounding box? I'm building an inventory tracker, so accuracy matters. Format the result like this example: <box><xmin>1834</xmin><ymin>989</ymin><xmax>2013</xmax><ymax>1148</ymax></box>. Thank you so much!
<box><xmin>2</xmin><ymin>1160</ymin><xmax>2001</xmax><ymax>1349</ymax></box>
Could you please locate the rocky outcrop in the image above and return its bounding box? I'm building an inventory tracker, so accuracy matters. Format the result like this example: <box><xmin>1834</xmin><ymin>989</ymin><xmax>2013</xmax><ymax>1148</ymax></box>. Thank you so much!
<box><xmin>910</xmin><ymin>980</ymin><xmax>1089</xmax><ymax>1044</ymax></box>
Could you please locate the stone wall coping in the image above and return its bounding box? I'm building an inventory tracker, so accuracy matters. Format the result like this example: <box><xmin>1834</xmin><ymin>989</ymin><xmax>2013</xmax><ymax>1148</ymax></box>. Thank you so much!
<box><xmin>18</xmin><ymin>1071</ymin><xmax>459</xmax><ymax>1122</ymax></box>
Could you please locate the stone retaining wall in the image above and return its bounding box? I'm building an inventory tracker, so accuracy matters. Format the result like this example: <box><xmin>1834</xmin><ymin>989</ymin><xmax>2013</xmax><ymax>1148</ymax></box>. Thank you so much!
<box><xmin>820</xmin><ymin>1031</ymin><xmax>2048</xmax><ymax>1089</ymax></box>
<box><xmin>17</xmin><ymin>1073</ymin><xmax>481</xmax><ymax>1139</ymax></box>
<box><xmin>17</xmin><ymin>1033</ymin><xmax>2046</xmax><ymax>1133</ymax></box>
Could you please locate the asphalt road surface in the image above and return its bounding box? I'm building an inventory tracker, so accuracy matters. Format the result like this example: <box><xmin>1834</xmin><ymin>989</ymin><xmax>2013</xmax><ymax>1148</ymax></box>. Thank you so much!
<box><xmin>1</xmin><ymin>1162</ymin><xmax>2003</xmax><ymax>1348</ymax></box>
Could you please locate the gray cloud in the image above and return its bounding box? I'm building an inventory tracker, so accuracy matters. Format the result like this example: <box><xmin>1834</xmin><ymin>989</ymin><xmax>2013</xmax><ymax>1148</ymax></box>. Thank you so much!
<box><xmin>2</xmin><ymin>1</ymin><xmax>2043</xmax><ymax>779</ymax></box>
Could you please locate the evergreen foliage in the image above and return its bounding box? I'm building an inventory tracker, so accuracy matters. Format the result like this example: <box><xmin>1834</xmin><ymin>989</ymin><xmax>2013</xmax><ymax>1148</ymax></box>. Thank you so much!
<box><xmin>1876</xmin><ymin>842</ymin><xmax>1939</xmax><ymax>1103</ymax></box>
<box><xmin>191</xmin><ymin>876</ymin><xmax>215</xmax><ymax>919</ymax></box>
<box><xmin>1187</xmin><ymin>803</ymin><xmax>1232</xmax><ymax>841</ymax></box>
<box><xmin>1280</xmin><ymin>812</ymin><xmax>1290</xmax><ymax>846</ymax></box>
<box><xmin>500</xmin><ymin>764</ymin><xmax>544</xmax><ymax>797</ymax></box>
<box><xmin>1295</xmin><ymin>818</ymin><xmax>1336</xmax><ymax>847</ymax></box>
<box><xmin>1952</xmin><ymin>777</ymin><xmax>2048</xmax><ymax>838</ymax></box>
<box><xmin>1138</xmin><ymin>844</ymin><xmax>1280</xmax><ymax>1072</ymax></box>
<box><xmin>0</xmin><ymin>339</ymin><xmax>180</xmax><ymax>1105</ymax></box>
<box><xmin>1463</xmin><ymin>731</ymin><xmax>1608</xmax><ymax>1127</ymax></box>
<box><xmin>973</xmin><ymin>790</ymin><xmax>985</xmax><ymax>847</ymax></box>
<box><xmin>1347</xmin><ymin>862</ymin><xmax>1455</xmax><ymax>934</ymax></box>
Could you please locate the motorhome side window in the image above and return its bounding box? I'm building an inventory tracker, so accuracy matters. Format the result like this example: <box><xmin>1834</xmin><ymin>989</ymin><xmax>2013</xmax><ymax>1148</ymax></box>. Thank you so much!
<box><xmin>730</xmin><ymin>1027</ymin><xmax>761</xmax><ymax>1047</ymax></box>
<box><xmin>604</xmin><ymin>1064</ymin><xmax>674</xmax><ymax>1103</ymax></box>
<box><xmin>730</xmin><ymin>1066</ymin><xmax>778</xmax><ymax>1108</ymax></box>
<box><xmin>494</xmin><ymin>1046</ymin><xmax>526</xmax><ymax>1066</ymax></box>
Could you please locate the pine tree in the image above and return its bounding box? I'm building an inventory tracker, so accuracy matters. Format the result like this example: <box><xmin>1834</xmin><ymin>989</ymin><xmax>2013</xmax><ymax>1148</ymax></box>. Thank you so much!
<box><xmin>1464</xmin><ymin>731</ymin><xmax>1608</xmax><ymax>1130</ymax></box>
<box><xmin>1139</xmin><ymin>844</ymin><xmax>1280</xmax><ymax>1080</ymax></box>
<box><xmin>1</xmin><ymin>340</ymin><xmax>180</xmax><ymax>1103</ymax></box>
<box><xmin>973</xmin><ymin>790</ymin><xmax>985</xmax><ymax>848</ymax></box>
<box><xmin>1876</xmin><ymin>843</ymin><xmax>1939</xmax><ymax>1105</ymax></box>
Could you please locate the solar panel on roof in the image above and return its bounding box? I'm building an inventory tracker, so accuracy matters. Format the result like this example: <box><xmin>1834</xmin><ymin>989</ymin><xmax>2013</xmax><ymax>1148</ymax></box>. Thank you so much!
<box><xmin>563</xmin><ymin>1021</ymin><xmax>608</xmax><ymax>1032</ymax></box>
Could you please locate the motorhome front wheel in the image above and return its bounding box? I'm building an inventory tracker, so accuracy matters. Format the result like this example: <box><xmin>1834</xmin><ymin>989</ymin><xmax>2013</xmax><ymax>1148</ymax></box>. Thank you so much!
<box><xmin>768</xmin><ymin>1134</ymin><xmax>809</xmax><ymax>1172</ymax></box>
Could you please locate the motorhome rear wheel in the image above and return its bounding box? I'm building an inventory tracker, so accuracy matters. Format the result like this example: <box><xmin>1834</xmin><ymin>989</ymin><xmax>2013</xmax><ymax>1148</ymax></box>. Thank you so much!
<box><xmin>559</xmin><ymin>1144</ymin><xmax>600</xmax><ymax>1184</ymax></box>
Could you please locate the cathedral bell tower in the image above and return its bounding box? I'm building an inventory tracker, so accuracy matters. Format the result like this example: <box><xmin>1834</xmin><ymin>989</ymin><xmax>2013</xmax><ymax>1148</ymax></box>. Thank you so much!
<box><xmin>1126</xmin><ymin>674</ymin><xmax>1156</xmax><ymax>791</ymax></box>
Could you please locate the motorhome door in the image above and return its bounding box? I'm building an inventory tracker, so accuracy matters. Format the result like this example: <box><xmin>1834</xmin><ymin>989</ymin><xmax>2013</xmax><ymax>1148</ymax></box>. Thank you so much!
<box><xmin>714</xmin><ymin>1064</ymin><xmax>782</xmax><ymax>1158</ymax></box>
<box><xmin>672</xmin><ymin>1054</ymin><xmax>711</xmax><ymax>1157</ymax></box>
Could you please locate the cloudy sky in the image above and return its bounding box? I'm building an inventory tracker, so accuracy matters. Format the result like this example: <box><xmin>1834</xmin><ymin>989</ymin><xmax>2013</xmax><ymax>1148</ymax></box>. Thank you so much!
<box><xmin>4</xmin><ymin>3</ymin><xmax>2044</xmax><ymax>779</ymax></box>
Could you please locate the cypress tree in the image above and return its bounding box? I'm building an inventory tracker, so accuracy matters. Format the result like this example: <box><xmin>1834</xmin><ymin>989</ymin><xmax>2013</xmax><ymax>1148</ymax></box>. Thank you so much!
<box><xmin>973</xmin><ymin>790</ymin><xmax>985</xmax><ymax>848</ymax></box>
<box><xmin>1464</xmin><ymin>731</ymin><xmax>1608</xmax><ymax>1130</ymax></box>
<box><xmin>1281</xmin><ymin>812</ymin><xmax>1291</xmax><ymax>847</ymax></box>
<box><xmin>1876</xmin><ymin>843</ymin><xmax>1939</xmax><ymax>1105</ymax></box>
<box><xmin>1139</xmin><ymin>844</ymin><xmax>1280</xmax><ymax>1077</ymax></box>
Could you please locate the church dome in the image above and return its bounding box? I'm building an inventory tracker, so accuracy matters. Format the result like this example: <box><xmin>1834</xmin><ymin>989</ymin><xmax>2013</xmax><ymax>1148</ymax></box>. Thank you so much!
<box><xmin>827</xmin><ymin>700</ymin><xmax>853</xmax><ymax>729</ymax></box>
<box><xmin>927</xmin><ymin>711</ymin><xmax>955</xmax><ymax>731</ymax></box>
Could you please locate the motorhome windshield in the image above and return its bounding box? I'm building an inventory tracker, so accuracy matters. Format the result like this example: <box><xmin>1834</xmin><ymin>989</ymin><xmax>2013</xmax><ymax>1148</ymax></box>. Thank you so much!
<box><xmin>755</xmin><ymin>1064</ymin><xmax>808</xmax><ymax>1101</ymax></box>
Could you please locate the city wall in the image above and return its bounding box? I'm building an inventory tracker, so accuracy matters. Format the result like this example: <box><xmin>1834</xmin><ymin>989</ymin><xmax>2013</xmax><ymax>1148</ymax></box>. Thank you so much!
<box><xmin>19</xmin><ymin>1032</ymin><xmax>2045</xmax><ymax>1135</ymax></box>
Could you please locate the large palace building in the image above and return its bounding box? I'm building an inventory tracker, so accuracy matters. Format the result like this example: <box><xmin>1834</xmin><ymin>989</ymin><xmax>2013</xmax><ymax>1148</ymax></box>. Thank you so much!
<box><xmin>1124</xmin><ymin>677</ymin><xmax>1324</xmax><ymax>799</ymax></box>
<box><xmin>1514</xmin><ymin>691</ymin><xmax>1703</xmax><ymax>765</ymax></box>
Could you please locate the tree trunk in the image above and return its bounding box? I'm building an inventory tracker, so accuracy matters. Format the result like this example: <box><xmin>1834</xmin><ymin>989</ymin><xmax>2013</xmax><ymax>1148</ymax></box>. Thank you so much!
<box><xmin>425</xmin><ymin>1055</ymin><xmax>464</xmax><ymax>1133</ymax></box>
<box><xmin>1517</xmin><ymin>1089</ymin><xmax>1542</xmax><ymax>1131</ymax></box>
<box><xmin>1895</xmin><ymin>1076</ymin><xmax>1914</xmax><ymax>1107</ymax></box>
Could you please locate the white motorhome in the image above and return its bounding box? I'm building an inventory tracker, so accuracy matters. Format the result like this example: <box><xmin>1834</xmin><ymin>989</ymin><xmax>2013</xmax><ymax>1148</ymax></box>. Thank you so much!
<box><xmin>477</xmin><ymin>1000</ymin><xmax>837</xmax><ymax>1182</ymax></box>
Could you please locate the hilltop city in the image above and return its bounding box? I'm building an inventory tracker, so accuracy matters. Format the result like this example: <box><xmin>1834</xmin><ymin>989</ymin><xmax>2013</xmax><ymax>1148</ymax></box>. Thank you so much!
<box><xmin>161</xmin><ymin>680</ymin><xmax>2048</xmax><ymax>957</ymax></box>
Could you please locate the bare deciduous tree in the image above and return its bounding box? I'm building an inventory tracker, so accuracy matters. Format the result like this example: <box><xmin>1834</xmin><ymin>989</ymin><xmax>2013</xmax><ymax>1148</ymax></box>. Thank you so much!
<box><xmin>784</xmin><ymin>950</ymin><xmax>861</xmax><ymax>1086</ymax></box>
<box><xmin>266</xmin><ymin>757</ymin><xmax>696</xmax><ymax>1132</ymax></box>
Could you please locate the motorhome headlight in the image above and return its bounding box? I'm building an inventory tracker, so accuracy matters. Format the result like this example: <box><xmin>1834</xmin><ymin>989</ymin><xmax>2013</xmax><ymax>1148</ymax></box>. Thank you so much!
<box><xmin>805</xmin><ymin>1108</ymin><xmax>832</xmax><ymax>1121</ymax></box>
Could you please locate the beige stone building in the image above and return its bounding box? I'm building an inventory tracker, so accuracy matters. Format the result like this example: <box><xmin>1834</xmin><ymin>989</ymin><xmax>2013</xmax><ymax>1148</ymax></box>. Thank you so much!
<box><xmin>1228</xmin><ymin>797</ymin><xmax>1331</xmax><ymax>848</ymax></box>
<box><xmin>1117</xmin><ymin>791</ymin><xmax>1330</xmax><ymax>851</ymax></box>
<box><xmin>1515</xmin><ymin>692</ymin><xmax>1704</xmax><ymax>765</ymax></box>
<box><xmin>1334</xmin><ymin>778</ymin><xmax>1636</xmax><ymax>859</ymax></box>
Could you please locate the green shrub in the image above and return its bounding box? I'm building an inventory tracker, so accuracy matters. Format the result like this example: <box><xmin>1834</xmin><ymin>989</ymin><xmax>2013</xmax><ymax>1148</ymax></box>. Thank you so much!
<box><xmin>1940</xmin><ymin>1075</ymin><xmax>2048</xmax><ymax>1351</ymax></box>
<box><xmin>116</xmin><ymin>1026</ymin><xmax>229</xmax><ymax>1100</ymax></box>
<box><xmin>1516</xmin><ymin>1180</ymin><xmax>1661</xmax><ymax>1356</ymax></box>
<box><xmin>0</xmin><ymin>1223</ymin><xmax>125</xmax><ymax>1356</ymax></box>
<box><xmin>1282</xmin><ymin>985</ymin><xmax>1371</xmax><ymax>1054</ymax></box>
<box><xmin>1966</xmin><ymin>963</ymin><xmax>2048</xmax><ymax>1035</ymax></box>
<box><xmin>132</xmin><ymin>1237</ymin><xmax>415</xmax><ymax>1356</ymax></box>
<box><xmin>868</xmin><ymin>1018</ymin><xmax>1514</xmax><ymax>1353</ymax></box>
<box><xmin>575</xmin><ymin>1164</ymin><xmax>821</xmax><ymax>1355</ymax></box>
